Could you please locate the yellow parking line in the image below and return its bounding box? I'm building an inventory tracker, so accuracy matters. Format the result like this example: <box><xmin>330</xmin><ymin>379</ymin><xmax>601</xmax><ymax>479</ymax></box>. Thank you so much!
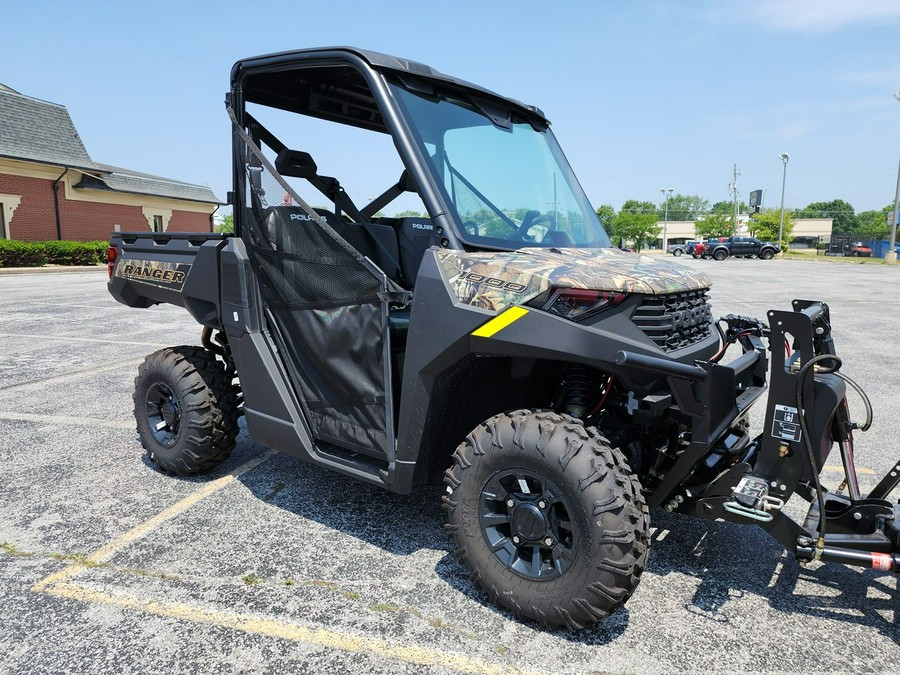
<box><xmin>32</xmin><ymin>450</ymin><xmax>276</xmax><ymax>592</ymax></box>
<box><xmin>45</xmin><ymin>583</ymin><xmax>532</xmax><ymax>675</ymax></box>
<box><xmin>29</xmin><ymin>448</ymin><xmax>543</xmax><ymax>674</ymax></box>
<box><xmin>822</xmin><ymin>465</ymin><xmax>876</xmax><ymax>475</ymax></box>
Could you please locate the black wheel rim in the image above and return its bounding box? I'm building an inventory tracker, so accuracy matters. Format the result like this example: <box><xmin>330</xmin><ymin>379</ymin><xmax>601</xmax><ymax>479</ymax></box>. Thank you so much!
<box><xmin>479</xmin><ymin>469</ymin><xmax>578</xmax><ymax>580</ymax></box>
<box><xmin>146</xmin><ymin>382</ymin><xmax>180</xmax><ymax>447</ymax></box>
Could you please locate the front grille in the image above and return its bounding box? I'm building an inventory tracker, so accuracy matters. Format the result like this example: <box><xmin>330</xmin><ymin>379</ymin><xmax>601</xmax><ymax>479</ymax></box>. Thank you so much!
<box><xmin>633</xmin><ymin>289</ymin><xmax>712</xmax><ymax>352</ymax></box>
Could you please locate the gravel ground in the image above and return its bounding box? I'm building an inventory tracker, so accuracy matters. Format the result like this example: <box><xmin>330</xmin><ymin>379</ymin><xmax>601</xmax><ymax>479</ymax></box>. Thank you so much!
<box><xmin>0</xmin><ymin>260</ymin><xmax>896</xmax><ymax>674</ymax></box>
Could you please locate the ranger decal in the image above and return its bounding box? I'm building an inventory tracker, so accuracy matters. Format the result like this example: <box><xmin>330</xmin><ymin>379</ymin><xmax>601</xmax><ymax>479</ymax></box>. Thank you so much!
<box><xmin>116</xmin><ymin>259</ymin><xmax>192</xmax><ymax>291</ymax></box>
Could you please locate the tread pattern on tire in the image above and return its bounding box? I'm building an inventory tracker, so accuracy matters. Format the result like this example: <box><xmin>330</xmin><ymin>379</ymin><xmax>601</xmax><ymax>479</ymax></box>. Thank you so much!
<box><xmin>443</xmin><ymin>409</ymin><xmax>650</xmax><ymax>630</ymax></box>
<box><xmin>134</xmin><ymin>346</ymin><xmax>239</xmax><ymax>475</ymax></box>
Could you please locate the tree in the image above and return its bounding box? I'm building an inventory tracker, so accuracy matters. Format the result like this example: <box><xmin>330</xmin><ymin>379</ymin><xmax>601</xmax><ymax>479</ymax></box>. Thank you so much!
<box><xmin>612</xmin><ymin>200</ymin><xmax>661</xmax><ymax>252</ymax></box>
<box><xmin>395</xmin><ymin>209</ymin><xmax>424</xmax><ymax>217</ymax></box>
<box><xmin>793</xmin><ymin>199</ymin><xmax>857</xmax><ymax>233</ymax></box>
<box><xmin>216</xmin><ymin>214</ymin><xmax>234</xmax><ymax>233</ymax></box>
<box><xmin>694</xmin><ymin>213</ymin><xmax>734</xmax><ymax>240</ymax></box>
<box><xmin>749</xmin><ymin>209</ymin><xmax>794</xmax><ymax>247</ymax></box>
<box><xmin>856</xmin><ymin>204</ymin><xmax>893</xmax><ymax>236</ymax></box>
<box><xmin>595</xmin><ymin>204</ymin><xmax>616</xmax><ymax>232</ymax></box>
<box><xmin>710</xmin><ymin>200</ymin><xmax>747</xmax><ymax>215</ymax></box>
<box><xmin>659</xmin><ymin>194</ymin><xmax>709</xmax><ymax>221</ymax></box>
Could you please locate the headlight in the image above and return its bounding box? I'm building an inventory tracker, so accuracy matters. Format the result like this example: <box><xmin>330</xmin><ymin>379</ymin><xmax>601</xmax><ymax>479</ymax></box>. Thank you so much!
<box><xmin>526</xmin><ymin>286</ymin><xmax>627</xmax><ymax>321</ymax></box>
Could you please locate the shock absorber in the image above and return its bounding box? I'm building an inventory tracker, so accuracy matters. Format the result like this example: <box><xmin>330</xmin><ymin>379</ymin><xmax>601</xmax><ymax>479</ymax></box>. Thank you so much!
<box><xmin>562</xmin><ymin>365</ymin><xmax>591</xmax><ymax>419</ymax></box>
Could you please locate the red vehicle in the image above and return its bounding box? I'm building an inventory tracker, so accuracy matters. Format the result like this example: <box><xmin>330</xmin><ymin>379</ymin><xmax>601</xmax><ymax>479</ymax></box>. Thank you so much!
<box><xmin>849</xmin><ymin>243</ymin><xmax>872</xmax><ymax>257</ymax></box>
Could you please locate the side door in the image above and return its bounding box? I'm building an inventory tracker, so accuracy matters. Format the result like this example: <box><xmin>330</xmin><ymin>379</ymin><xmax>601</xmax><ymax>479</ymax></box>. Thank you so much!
<box><xmin>236</xmin><ymin>135</ymin><xmax>398</xmax><ymax>459</ymax></box>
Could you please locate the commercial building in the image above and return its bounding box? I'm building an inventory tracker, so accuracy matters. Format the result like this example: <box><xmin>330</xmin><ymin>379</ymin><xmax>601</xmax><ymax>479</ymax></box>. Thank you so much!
<box><xmin>0</xmin><ymin>84</ymin><xmax>220</xmax><ymax>241</ymax></box>
<box><xmin>658</xmin><ymin>216</ymin><xmax>833</xmax><ymax>248</ymax></box>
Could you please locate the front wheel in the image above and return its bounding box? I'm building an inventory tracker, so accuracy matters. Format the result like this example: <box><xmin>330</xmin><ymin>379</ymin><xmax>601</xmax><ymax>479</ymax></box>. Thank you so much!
<box><xmin>672</xmin><ymin>249</ymin><xmax>683</xmax><ymax>257</ymax></box>
<box><xmin>134</xmin><ymin>346</ymin><xmax>239</xmax><ymax>475</ymax></box>
<box><xmin>443</xmin><ymin>410</ymin><xmax>649</xmax><ymax>630</ymax></box>
<box><xmin>759</xmin><ymin>248</ymin><xmax>775</xmax><ymax>260</ymax></box>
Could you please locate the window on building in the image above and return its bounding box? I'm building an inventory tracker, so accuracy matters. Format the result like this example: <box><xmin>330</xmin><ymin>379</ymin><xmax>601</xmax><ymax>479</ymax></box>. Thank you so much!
<box><xmin>152</xmin><ymin>215</ymin><xmax>164</xmax><ymax>232</ymax></box>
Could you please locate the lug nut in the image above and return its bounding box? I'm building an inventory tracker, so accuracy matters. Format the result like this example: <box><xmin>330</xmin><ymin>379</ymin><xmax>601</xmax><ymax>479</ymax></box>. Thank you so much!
<box><xmin>538</xmin><ymin>500</ymin><xmax>547</xmax><ymax>509</ymax></box>
<box><xmin>544</xmin><ymin>537</ymin><xmax>553</xmax><ymax>546</ymax></box>
<box><xmin>507</xmin><ymin>499</ymin><xmax>515</xmax><ymax>507</ymax></box>
<box><xmin>512</xmin><ymin>536</ymin><xmax>521</xmax><ymax>544</ymax></box>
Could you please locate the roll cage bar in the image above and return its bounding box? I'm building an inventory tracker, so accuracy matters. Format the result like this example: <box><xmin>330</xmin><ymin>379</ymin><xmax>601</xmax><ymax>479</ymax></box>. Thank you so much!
<box><xmin>227</xmin><ymin>47</ymin><xmax>549</xmax><ymax>247</ymax></box>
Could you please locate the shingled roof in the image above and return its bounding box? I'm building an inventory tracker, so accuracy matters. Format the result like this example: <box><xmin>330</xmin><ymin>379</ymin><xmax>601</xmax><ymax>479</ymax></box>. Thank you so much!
<box><xmin>0</xmin><ymin>88</ymin><xmax>95</xmax><ymax>170</ymax></box>
<box><xmin>81</xmin><ymin>164</ymin><xmax>220</xmax><ymax>204</ymax></box>
<box><xmin>0</xmin><ymin>86</ymin><xmax>221</xmax><ymax>204</ymax></box>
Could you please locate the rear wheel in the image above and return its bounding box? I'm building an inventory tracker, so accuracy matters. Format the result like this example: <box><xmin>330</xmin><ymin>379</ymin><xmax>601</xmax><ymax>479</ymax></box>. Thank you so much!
<box><xmin>444</xmin><ymin>410</ymin><xmax>649</xmax><ymax>630</ymax></box>
<box><xmin>134</xmin><ymin>346</ymin><xmax>239</xmax><ymax>475</ymax></box>
<box><xmin>713</xmin><ymin>249</ymin><xmax>727</xmax><ymax>261</ymax></box>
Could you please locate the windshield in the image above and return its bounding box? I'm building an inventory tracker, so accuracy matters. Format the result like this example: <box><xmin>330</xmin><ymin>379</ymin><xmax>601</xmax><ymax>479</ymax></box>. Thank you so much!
<box><xmin>389</xmin><ymin>81</ymin><xmax>611</xmax><ymax>250</ymax></box>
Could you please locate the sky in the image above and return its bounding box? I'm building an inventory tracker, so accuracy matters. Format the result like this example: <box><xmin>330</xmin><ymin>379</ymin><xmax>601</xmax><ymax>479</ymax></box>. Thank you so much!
<box><xmin>3</xmin><ymin>0</ymin><xmax>900</xmax><ymax>217</ymax></box>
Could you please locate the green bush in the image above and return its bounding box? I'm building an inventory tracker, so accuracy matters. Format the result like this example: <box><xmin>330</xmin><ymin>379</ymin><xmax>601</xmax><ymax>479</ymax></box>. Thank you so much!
<box><xmin>42</xmin><ymin>240</ymin><xmax>99</xmax><ymax>266</ymax></box>
<box><xmin>0</xmin><ymin>240</ymin><xmax>48</xmax><ymax>267</ymax></box>
<box><xmin>86</xmin><ymin>240</ymin><xmax>110</xmax><ymax>264</ymax></box>
<box><xmin>0</xmin><ymin>239</ymin><xmax>109</xmax><ymax>267</ymax></box>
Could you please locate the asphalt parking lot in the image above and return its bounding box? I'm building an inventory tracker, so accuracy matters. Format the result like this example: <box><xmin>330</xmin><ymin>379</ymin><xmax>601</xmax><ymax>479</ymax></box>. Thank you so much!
<box><xmin>0</xmin><ymin>258</ymin><xmax>897</xmax><ymax>674</ymax></box>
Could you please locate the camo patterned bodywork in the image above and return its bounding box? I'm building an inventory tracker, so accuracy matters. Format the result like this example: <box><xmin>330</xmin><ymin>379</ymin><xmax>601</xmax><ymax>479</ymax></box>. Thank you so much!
<box><xmin>437</xmin><ymin>247</ymin><xmax>711</xmax><ymax>312</ymax></box>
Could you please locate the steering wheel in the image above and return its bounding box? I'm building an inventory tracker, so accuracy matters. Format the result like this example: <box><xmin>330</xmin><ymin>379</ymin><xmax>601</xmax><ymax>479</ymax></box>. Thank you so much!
<box><xmin>513</xmin><ymin>213</ymin><xmax>556</xmax><ymax>242</ymax></box>
<box><xmin>463</xmin><ymin>220</ymin><xmax>480</xmax><ymax>237</ymax></box>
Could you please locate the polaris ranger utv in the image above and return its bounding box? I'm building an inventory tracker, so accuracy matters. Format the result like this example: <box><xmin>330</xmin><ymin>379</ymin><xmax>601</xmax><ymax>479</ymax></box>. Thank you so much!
<box><xmin>108</xmin><ymin>47</ymin><xmax>900</xmax><ymax>630</ymax></box>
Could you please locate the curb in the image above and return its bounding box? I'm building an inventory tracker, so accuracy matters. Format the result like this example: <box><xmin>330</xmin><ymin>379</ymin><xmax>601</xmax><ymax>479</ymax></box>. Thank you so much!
<box><xmin>0</xmin><ymin>266</ymin><xmax>106</xmax><ymax>276</ymax></box>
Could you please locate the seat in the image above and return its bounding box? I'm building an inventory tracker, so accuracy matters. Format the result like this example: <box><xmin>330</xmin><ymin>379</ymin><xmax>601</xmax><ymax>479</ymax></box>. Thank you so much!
<box><xmin>375</xmin><ymin>216</ymin><xmax>437</xmax><ymax>287</ymax></box>
<box><xmin>542</xmin><ymin>230</ymin><xmax>574</xmax><ymax>247</ymax></box>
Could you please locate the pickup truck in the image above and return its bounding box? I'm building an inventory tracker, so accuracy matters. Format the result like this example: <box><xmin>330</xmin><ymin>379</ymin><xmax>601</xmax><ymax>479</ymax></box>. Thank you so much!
<box><xmin>707</xmin><ymin>236</ymin><xmax>780</xmax><ymax>261</ymax></box>
<box><xmin>666</xmin><ymin>240</ymin><xmax>698</xmax><ymax>257</ymax></box>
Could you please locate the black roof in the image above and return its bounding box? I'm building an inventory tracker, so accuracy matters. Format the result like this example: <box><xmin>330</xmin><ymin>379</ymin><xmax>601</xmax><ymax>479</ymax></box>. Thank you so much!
<box><xmin>231</xmin><ymin>46</ymin><xmax>547</xmax><ymax>124</ymax></box>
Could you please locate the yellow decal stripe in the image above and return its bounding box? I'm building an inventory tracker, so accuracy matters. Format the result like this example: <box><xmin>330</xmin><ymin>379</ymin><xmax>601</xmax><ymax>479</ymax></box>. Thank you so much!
<box><xmin>471</xmin><ymin>307</ymin><xmax>529</xmax><ymax>338</ymax></box>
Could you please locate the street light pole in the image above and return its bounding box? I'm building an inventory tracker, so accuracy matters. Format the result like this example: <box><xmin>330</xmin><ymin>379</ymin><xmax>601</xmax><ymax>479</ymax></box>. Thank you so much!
<box><xmin>778</xmin><ymin>153</ymin><xmax>789</xmax><ymax>251</ymax></box>
<box><xmin>886</xmin><ymin>91</ymin><xmax>900</xmax><ymax>265</ymax></box>
<box><xmin>660</xmin><ymin>187</ymin><xmax>673</xmax><ymax>250</ymax></box>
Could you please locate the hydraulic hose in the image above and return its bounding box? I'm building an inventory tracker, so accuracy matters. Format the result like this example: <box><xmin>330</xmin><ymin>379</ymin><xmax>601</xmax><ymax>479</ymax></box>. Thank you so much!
<box><xmin>796</xmin><ymin>353</ymin><xmax>843</xmax><ymax>556</ymax></box>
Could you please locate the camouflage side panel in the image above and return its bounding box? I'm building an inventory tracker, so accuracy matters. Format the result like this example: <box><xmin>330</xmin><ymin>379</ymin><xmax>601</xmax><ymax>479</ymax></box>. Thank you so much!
<box><xmin>436</xmin><ymin>247</ymin><xmax>711</xmax><ymax>312</ymax></box>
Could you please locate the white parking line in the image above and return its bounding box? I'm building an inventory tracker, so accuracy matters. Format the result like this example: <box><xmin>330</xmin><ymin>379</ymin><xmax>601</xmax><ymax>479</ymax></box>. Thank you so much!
<box><xmin>0</xmin><ymin>332</ymin><xmax>164</xmax><ymax>347</ymax></box>
<box><xmin>0</xmin><ymin>412</ymin><xmax>134</xmax><ymax>429</ymax></box>
<box><xmin>0</xmin><ymin>358</ymin><xmax>142</xmax><ymax>392</ymax></box>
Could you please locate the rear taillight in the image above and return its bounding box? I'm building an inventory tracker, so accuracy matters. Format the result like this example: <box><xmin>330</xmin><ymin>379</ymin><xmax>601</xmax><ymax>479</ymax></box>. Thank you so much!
<box><xmin>107</xmin><ymin>246</ymin><xmax>117</xmax><ymax>279</ymax></box>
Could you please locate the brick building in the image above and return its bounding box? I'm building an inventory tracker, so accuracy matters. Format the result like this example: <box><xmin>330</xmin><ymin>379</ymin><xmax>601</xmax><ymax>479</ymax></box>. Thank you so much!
<box><xmin>0</xmin><ymin>84</ymin><xmax>220</xmax><ymax>241</ymax></box>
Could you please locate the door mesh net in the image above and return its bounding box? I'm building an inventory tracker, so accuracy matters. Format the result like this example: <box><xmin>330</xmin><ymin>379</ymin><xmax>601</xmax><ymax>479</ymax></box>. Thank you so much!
<box><xmin>233</xmin><ymin>120</ymin><xmax>395</xmax><ymax>455</ymax></box>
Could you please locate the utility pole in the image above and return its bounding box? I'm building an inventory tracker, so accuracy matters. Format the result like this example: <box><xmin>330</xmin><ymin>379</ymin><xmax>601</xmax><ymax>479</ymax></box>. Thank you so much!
<box><xmin>660</xmin><ymin>187</ymin><xmax>673</xmax><ymax>250</ymax></box>
<box><xmin>778</xmin><ymin>153</ymin><xmax>790</xmax><ymax>251</ymax></box>
<box><xmin>731</xmin><ymin>164</ymin><xmax>740</xmax><ymax>235</ymax></box>
<box><xmin>887</xmin><ymin>92</ymin><xmax>900</xmax><ymax>264</ymax></box>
